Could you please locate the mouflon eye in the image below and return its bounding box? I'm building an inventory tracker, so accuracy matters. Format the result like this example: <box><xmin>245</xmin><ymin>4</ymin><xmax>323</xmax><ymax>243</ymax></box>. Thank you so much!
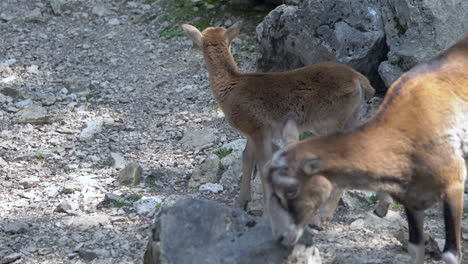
<box><xmin>284</xmin><ymin>186</ymin><xmax>298</xmax><ymax>199</ymax></box>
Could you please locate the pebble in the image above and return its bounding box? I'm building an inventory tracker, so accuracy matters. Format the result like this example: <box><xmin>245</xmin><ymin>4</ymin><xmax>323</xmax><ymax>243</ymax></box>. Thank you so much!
<box><xmin>19</xmin><ymin>177</ymin><xmax>41</xmax><ymax>188</ymax></box>
<box><xmin>108</xmin><ymin>18</ymin><xmax>120</xmax><ymax>25</ymax></box>
<box><xmin>199</xmin><ymin>183</ymin><xmax>223</xmax><ymax>193</ymax></box>
<box><xmin>0</xmin><ymin>253</ymin><xmax>21</xmax><ymax>264</ymax></box>
<box><xmin>2</xmin><ymin>222</ymin><xmax>29</xmax><ymax>234</ymax></box>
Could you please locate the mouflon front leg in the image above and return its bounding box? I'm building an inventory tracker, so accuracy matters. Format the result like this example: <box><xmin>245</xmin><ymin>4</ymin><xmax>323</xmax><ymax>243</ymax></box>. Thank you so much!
<box><xmin>405</xmin><ymin>208</ymin><xmax>425</xmax><ymax>264</ymax></box>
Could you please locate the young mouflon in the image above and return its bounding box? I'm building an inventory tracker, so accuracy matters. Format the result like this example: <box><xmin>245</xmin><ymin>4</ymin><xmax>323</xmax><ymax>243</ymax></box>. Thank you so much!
<box><xmin>182</xmin><ymin>21</ymin><xmax>390</xmax><ymax>225</ymax></box>
<box><xmin>265</xmin><ymin>37</ymin><xmax>468</xmax><ymax>264</ymax></box>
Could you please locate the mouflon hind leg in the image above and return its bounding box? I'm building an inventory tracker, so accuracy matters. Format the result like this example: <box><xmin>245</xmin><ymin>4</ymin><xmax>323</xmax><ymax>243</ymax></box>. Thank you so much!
<box><xmin>441</xmin><ymin>186</ymin><xmax>463</xmax><ymax>264</ymax></box>
<box><xmin>236</xmin><ymin>139</ymin><xmax>255</xmax><ymax>210</ymax></box>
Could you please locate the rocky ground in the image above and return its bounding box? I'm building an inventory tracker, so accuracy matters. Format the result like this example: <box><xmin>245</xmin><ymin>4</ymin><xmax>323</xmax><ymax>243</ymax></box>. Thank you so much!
<box><xmin>0</xmin><ymin>0</ymin><xmax>466</xmax><ymax>264</ymax></box>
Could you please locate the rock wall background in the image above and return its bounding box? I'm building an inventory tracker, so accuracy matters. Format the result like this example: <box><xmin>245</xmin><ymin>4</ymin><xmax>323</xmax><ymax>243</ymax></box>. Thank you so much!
<box><xmin>256</xmin><ymin>0</ymin><xmax>468</xmax><ymax>94</ymax></box>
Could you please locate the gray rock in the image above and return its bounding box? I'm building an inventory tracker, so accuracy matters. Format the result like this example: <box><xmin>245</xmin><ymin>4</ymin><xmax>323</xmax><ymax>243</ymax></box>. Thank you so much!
<box><xmin>102</xmin><ymin>117</ymin><xmax>115</xmax><ymax>127</ymax></box>
<box><xmin>219</xmin><ymin>157</ymin><xmax>242</xmax><ymax>188</ymax></box>
<box><xmin>341</xmin><ymin>190</ymin><xmax>374</xmax><ymax>209</ymax></box>
<box><xmin>0</xmin><ymin>87</ymin><xmax>19</xmax><ymax>98</ymax></box>
<box><xmin>49</xmin><ymin>0</ymin><xmax>65</xmax><ymax>15</ymax></box>
<box><xmin>144</xmin><ymin>198</ymin><xmax>317</xmax><ymax>264</ymax></box>
<box><xmin>105</xmin><ymin>193</ymin><xmax>132</xmax><ymax>207</ymax></box>
<box><xmin>256</xmin><ymin>1</ymin><xmax>387</xmax><ymax>92</ymax></box>
<box><xmin>188</xmin><ymin>154</ymin><xmax>220</xmax><ymax>188</ymax></box>
<box><xmin>26</xmin><ymin>8</ymin><xmax>45</xmax><ymax>23</ymax></box>
<box><xmin>14</xmin><ymin>98</ymin><xmax>32</xmax><ymax>108</ymax></box>
<box><xmin>0</xmin><ymin>253</ymin><xmax>21</xmax><ymax>264</ymax></box>
<box><xmin>62</xmin><ymin>181</ymin><xmax>84</xmax><ymax>194</ymax></box>
<box><xmin>134</xmin><ymin>197</ymin><xmax>162</xmax><ymax>216</ymax></box>
<box><xmin>0</xmin><ymin>13</ymin><xmax>14</xmax><ymax>22</ymax></box>
<box><xmin>79</xmin><ymin>248</ymin><xmax>111</xmax><ymax>261</ymax></box>
<box><xmin>378</xmin><ymin>0</ymin><xmax>467</xmax><ymax>86</ymax></box>
<box><xmin>79</xmin><ymin>119</ymin><xmax>103</xmax><ymax>142</ymax></box>
<box><xmin>54</xmin><ymin>201</ymin><xmax>77</xmax><ymax>215</ymax></box>
<box><xmin>71</xmin><ymin>214</ymin><xmax>110</xmax><ymax>228</ymax></box>
<box><xmin>219</xmin><ymin>139</ymin><xmax>246</xmax><ymax>168</ymax></box>
<box><xmin>332</xmin><ymin>255</ymin><xmax>382</xmax><ymax>264</ymax></box>
<box><xmin>377</xmin><ymin>61</ymin><xmax>403</xmax><ymax>88</ymax></box>
<box><xmin>17</xmin><ymin>105</ymin><xmax>47</xmax><ymax>121</ymax></box>
<box><xmin>63</xmin><ymin>77</ymin><xmax>90</xmax><ymax>96</ymax></box>
<box><xmin>2</xmin><ymin>222</ymin><xmax>29</xmax><ymax>234</ymax></box>
<box><xmin>286</xmin><ymin>244</ymin><xmax>321</xmax><ymax>264</ymax></box>
<box><xmin>108</xmin><ymin>18</ymin><xmax>120</xmax><ymax>25</ymax></box>
<box><xmin>199</xmin><ymin>183</ymin><xmax>223</xmax><ymax>193</ymax></box>
<box><xmin>110</xmin><ymin>152</ymin><xmax>126</xmax><ymax>169</ymax></box>
<box><xmin>180</xmin><ymin>128</ymin><xmax>218</xmax><ymax>150</ymax></box>
<box><xmin>91</xmin><ymin>4</ymin><xmax>113</xmax><ymax>17</ymax></box>
<box><xmin>349</xmin><ymin>211</ymin><xmax>405</xmax><ymax>231</ymax></box>
<box><xmin>42</xmin><ymin>96</ymin><xmax>56</xmax><ymax>106</ymax></box>
<box><xmin>19</xmin><ymin>177</ymin><xmax>41</xmax><ymax>188</ymax></box>
<box><xmin>117</xmin><ymin>162</ymin><xmax>142</xmax><ymax>186</ymax></box>
<box><xmin>0</xmin><ymin>157</ymin><xmax>8</xmax><ymax>167</ymax></box>
<box><xmin>26</xmin><ymin>65</ymin><xmax>39</xmax><ymax>74</ymax></box>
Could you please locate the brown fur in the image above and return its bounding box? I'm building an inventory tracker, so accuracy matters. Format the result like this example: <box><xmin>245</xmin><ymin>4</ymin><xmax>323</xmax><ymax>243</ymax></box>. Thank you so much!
<box><xmin>182</xmin><ymin>21</ymin><xmax>377</xmax><ymax>222</ymax></box>
<box><xmin>266</xmin><ymin>37</ymin><xmax>468</xmax><ymax>263</ymax></box>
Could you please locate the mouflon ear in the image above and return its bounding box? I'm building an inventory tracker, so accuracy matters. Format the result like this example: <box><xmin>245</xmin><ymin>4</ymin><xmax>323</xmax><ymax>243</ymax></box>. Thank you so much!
<box><xmin>300</xmin><ymin>156</ymin><xmax>322</xmax><ymax>175</ymax></box>
<box><xmin>225</xmin><ymin>20</ymin><xmax>243</xmax><ymax>43</ymax></box>
<box><xmin>282</xmin><ymin>113</ymin><xmax>299</xmax><ymax>144</ymax></box>
<box><xmin>181</xmin><ymin>24</ymin><xmax>203</xmax><ymax>47</ymax></box>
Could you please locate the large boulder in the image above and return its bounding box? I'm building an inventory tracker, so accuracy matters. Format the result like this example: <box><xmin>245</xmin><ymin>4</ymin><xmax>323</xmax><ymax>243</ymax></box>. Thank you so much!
<box><xmin>256</xmin><ymin>0</ymin><xmax>387</xmax><ymax>93</ymax></box>
<box><xmin>144</xmin><ymin>198</ymin><xmax>320</xmax><ymax>264</ymax></box>
<box><xmin>378</xmin><ymin>0</ymin><xmax>468</xmax><ymax>86</ymax></box>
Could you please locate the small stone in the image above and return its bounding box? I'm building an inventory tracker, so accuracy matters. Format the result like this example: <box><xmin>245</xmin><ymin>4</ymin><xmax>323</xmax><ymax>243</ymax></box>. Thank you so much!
<box><xmin>109</xmin><ymin>152</ymin><xmax>126</xmax><ymax>169</ymax></box>
<box><xmin>199</xmin><ymin>183</ymin><xmax>223</xmax><ymax>193</ymax></box>
<box><xmin>26</xmin><ymin>8</ymin><xmax>44</xmax><ymax>22</ymax></box>
<box><xmin>42</xmin><ymin>96</ymin><xmax>56</xmax><ymax>106</ymax></box>
<box><xmin>179</xmin><ymin>128</ymin><xmax>218</xmax><ymax>150</ymax></box>
<box><xmin>108</xmin><ymin>18</ymin><xmax>120</xmax><ymax>25</ymax></box>
<box><xmin>78</xmin><ymin>248</ymin><xmax>110</xmax><ymax>261</ymax></box>
<box><xmin>134</xmin><ymin>197</ymin><xmax>162</xmax><ymax>216</ymax></box>
<box><xmin>27</xmin><ymin>65</ymin><xmax>39</xmax><ymax>74</ymax></box>
<box><xmin>54</xmin><ymin>201</ymin><xmax>76</xmax><ymax>215</ymax></box>
<box><xmin>37</xmin><ymin>248</ymin><xmax>52</xmax><ymax>256</ymax></box>
<box><xmin>6</xmin><ymin>106</ymin><xmax>18</xmax><ymax>113</ymax></box>
<box><xmin>19</xmin><ymin>177</ymin><xmax>41</xmax><ymax>188</ymax></box>
<box><xmin>59</xmin><ymin>88</ymin><xmax>68</xmax><ymax>95</ymax></box>
<box><xmin>79</xmin><ymin>119</ymin><xmax>103</xmax><ymax>142</ymax></box>
<box><xmin>49</xmin><ymin>0</ymin><xmax>64</xmax><ymax>15</ymax></box>
<box><xmin>71</xmin><ymin>214</ymin><xmax>110</xmax><ymax>228</ymax></box>
<box><xmin>105</xmin><ymin>193</ymin><xmax>132</xmax><ymax>207</ymax></box>
<box><xmin>117</xmin><ymin>162</ymin><xmax>142</xmax><ymax>186</ymax></box>
<box><xmin>14</xmin><ymin>98</ymin><xmax>32</xmax><ymax>108</ymax></box>
<box><xmin>0</xmin><ymin>253</ymin><xmax>21</xmax><ymax>264</ymax></box>
<box><xmin>286</xmin><ymin>244</ymin><xmax>322</xmax><ymax>264</ymax></box>
<box><xmin>0</xmin><ymin>87</ymin><xmax>19</xmax><ymax>98</ymax></box>
<box><xmin>0</xmin><ymin>13</ymin><xmax>14</xmax><ymax>22</ymax></box>
<box><xmin>103</xmin><ymin>117</ymin><xmax>114</xmax><ymax>126</ymax></box>
<box><xmin>91</xmin><ymin>4</ymin><xmax>112</xmax><ymax>17</ymax></box>
<box><xmin>188</xmin><ymin>154</ymin><xmax>220</xmax><ymax>188</ymax></box>
<box><xmin>0</xmin><ymin>156</ymin><xmax>8</xmax><ymax>167</ymax></box>
<box><xmin>62</xmin><ymin>182</ymin><xmax>83</xmax><ymax>194</ymax></box>
<box><xmin>17</xmin><ymin>105</ymin><xmax>47</xmax><ymax>121</ymax></box>
<box><xmin>2</xmin><ymin>222</ymin><xmax>29</xmax><ymax>234</ymax></box>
